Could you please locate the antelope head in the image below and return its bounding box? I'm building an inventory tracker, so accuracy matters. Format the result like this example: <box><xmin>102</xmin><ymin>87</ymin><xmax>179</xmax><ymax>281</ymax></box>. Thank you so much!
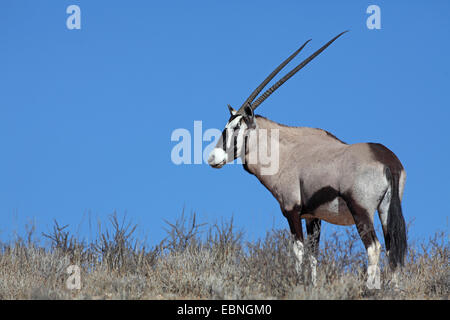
<box><xmin>207</xmin><ymin>31</ymin><xmax>348</xmax><ymax>169</ymax></box>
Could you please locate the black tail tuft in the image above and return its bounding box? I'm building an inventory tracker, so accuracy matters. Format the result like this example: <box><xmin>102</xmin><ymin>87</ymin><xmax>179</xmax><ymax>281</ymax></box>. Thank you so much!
<box><xmin>386</xmin><ymin>168</ymin><xmax>407</xmax><ymax>269</ymax></box>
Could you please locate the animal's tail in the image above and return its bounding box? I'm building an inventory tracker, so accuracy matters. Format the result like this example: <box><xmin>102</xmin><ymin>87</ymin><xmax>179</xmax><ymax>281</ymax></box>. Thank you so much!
<box><xmin>385</xmin><ymin>167</ymin><xmax>407</xmax><ymax>269</ymax></box>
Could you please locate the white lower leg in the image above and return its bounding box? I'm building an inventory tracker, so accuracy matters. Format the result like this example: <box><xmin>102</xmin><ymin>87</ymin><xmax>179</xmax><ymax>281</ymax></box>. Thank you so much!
<box><xmin>293</xmin><ymin>240</ymin><xmax>304</xmax><ymax>274</ymax></box>
<box><xmin>366</xmin><ymin>241</ymin><xmax>381</xmax><ymax>289</ymax></box>
<box><xmin>390</xmin><ymin>268</ymin><xmax>402</xmax><ymax>289</ymax></box>
<box><xmin>310</xmin><ymin>256</ymin><xmax>317</xmax><ymax>286</ymax></box>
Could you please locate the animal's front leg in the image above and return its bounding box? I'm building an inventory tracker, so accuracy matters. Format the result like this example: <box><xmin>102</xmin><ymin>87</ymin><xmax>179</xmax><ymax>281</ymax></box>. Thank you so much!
<box><xmin>283</xmin><ymin>207</ymin><xmax>304</xmax><ymax>274</ymax></box>
<box><xmin>306</xmin><ymin>218</ymin><xmax>321</xmax><ymax>286</ymax></box>
<box><xmin>293</xmin><ymin>238</ymin><xmax>304</xmax><ymax>273</ymax></box>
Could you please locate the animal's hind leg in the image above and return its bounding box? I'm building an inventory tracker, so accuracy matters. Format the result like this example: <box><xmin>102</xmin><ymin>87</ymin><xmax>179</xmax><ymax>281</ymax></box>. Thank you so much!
<box><xmin>344</xmin><ymin>196</ymin><xmax>381</xmax><ymax>289</ymax></box>
<box><xmin>306</xmin><ymin>218</ymin><xmax>321</xmax><ymax>286</ymax></box>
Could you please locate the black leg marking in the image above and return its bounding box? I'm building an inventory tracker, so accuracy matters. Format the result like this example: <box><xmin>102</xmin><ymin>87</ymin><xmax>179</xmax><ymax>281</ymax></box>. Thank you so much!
<box><xmin>283</xmin><ymin>206</ymin><xmax>304</xmax><ymax>242</ymax></box>
<box><xmin>343</xmin><ymin>194</ymin><xmax>383</xmax><ymax>289</ymax></box>
<box><xmin>342</xmin><ymin>195</ymin><xmax>378</xmax><ymax>251</ymax></box>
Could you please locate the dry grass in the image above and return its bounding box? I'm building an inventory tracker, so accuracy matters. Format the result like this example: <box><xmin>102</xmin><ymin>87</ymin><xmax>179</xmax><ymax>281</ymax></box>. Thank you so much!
<box><xmin>0</xmin><ymin>212</ymin><xmax>448</xmax><ymax>300</ymax></box>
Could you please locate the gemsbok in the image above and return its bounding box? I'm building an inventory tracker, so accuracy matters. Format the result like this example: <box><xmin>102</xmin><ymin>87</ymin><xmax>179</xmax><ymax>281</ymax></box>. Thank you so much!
<box><xmin>207</xmin><ymin>31</ymin><xmax>407</xmax><ymax>289</ymax></box>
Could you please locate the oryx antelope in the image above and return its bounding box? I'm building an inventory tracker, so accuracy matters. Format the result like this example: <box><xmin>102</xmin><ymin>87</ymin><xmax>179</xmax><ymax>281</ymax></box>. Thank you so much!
<box><xmin>207</xmin><ymin>32</ymin><xmax>407</xmax><ymax>289</ymax></box>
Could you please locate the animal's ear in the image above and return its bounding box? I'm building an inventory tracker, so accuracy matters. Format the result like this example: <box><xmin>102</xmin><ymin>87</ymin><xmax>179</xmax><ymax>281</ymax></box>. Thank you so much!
<box><xmin>227</xmin><ymin>104</ymin><xmax>237</xmax><ymax>116</ymax></box>
<box><xmin>243</xmin><ymin>104</ymin><xmax>256</xmax><ymax>128</ymax></box>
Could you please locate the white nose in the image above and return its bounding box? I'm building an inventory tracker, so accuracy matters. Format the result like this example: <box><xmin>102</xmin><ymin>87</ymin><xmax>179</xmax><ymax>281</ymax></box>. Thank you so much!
<box><xmin>208</xmin><ymin>148</ymin><xmax>227</xmax><ymax>168</ymax></box>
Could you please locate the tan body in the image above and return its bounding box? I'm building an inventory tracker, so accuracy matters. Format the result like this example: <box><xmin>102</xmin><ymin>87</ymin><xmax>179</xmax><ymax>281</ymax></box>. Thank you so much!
<box><xmin>244</xmin><ymin>116</ymin><xmax>406</xmax><ymax>227</ymax></box>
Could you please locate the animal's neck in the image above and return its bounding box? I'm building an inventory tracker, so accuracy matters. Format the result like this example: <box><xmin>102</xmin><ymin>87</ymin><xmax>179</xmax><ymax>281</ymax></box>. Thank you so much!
<box><xmin>253</xmin><ymin>115</ymin><xmax>286</xmax><ymax>130</ymax></box>
<box><xmin>241</xmin><ymin>115</ymin><xmax>346</xmax><ymax>178</ymax></box>
<box><xmin>242</xmin><ymin>115</ymin><xmax>286</xmax><ymax>178</ymax></box>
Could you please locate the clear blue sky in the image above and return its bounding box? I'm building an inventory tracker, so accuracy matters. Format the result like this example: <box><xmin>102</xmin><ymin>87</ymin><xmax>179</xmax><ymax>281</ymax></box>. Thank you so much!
<box><xmin>1</xmin><ymin>1</ymin><xmax>449</xmax><ymax>245</ymax></box>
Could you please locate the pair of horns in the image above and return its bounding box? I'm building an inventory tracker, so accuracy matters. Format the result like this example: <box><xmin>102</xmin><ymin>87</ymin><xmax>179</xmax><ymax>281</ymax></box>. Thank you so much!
<box><xmin>235</xmin><ymin>31</ymin><xmax>348</xmax><ymax>114</ymax></box>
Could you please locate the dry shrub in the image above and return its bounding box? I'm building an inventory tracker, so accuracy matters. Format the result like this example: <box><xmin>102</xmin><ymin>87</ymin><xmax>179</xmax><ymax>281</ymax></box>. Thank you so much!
<box><xmin>0</xmin><ymin>212</ymin><xmax>447</xmax><ymax>300</ymax></box>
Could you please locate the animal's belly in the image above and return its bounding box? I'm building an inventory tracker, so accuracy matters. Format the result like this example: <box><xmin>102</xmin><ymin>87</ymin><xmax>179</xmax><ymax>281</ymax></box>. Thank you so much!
<box><xmin>302</xmin><ymin>197</ymin><xmax>355</xmax><ymax>226</ymax></box>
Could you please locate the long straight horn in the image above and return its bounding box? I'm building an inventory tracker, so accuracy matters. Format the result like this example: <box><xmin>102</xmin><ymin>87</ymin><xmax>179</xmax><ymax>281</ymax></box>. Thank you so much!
<box><xmin>236</xmin><ymin>39</ymin><xmax>311</xmax><ymax>114</ymax></box>
<box><xmin>250</xmin><ymin>31</ymin><xmax>348</xmax><ymax>110</ymax></box>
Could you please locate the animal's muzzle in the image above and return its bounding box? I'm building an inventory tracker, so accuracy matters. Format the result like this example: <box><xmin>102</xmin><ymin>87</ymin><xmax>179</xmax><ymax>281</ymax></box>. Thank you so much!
<box><xmin>208</xmin><ymin>148</ymin><xmax>227</xmax><ymax>168</ymax></box>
